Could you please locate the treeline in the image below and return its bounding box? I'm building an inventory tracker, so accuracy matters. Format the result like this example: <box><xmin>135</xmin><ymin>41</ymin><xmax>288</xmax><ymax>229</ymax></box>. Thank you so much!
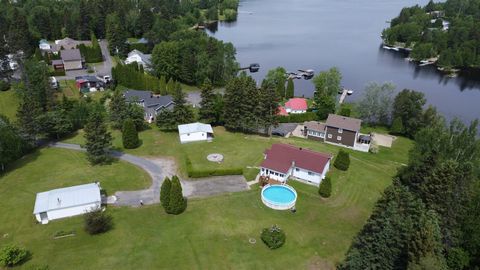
<box><xmin>78</xmin><ymin>34</ymin><xmax>103</xmax><ymax>63</ymax></box>
<box><xmin>151</xmin><ymin>30</ymin><xmax>238</xmax><ymax>86</ymax></box>
<box><xmin>340</xmin><ymin>116</ymin><xmax>480</xmax><ymax>269</ymax></box>
<box><xmin>382</xmin><ymin>0</ymin><xmax>480</xmax><ymax>69</ymax></box>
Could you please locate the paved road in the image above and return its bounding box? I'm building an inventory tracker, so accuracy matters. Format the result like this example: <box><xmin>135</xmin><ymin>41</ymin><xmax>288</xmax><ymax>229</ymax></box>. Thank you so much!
<box><xmin>49</xmin><ymin>142</ymin><xmax>250</xmax><ymax>206</ymax></box>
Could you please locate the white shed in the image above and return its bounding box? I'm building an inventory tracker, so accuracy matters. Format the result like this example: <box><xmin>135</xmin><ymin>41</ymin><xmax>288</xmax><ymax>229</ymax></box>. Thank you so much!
<box><xmin>178</xmin><ymin>122</ymin><xmax>214</xmax><ymax>143</ymax></box>
<box><xmin>33</xmin><ymin>183</ymin><xmax>101</xmax><ymax>224</ymax></box>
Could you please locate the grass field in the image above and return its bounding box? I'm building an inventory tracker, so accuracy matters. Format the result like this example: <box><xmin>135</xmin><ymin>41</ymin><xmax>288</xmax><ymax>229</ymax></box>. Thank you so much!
<box><xmin>0</xmin><ymin>89</ymin><xmax>19</xmax><ymax>120</ymax></box>
<box><xmin>0</xmin><ymin>131</ymin><xmax>410</xmax><ymax>269</ymax></box>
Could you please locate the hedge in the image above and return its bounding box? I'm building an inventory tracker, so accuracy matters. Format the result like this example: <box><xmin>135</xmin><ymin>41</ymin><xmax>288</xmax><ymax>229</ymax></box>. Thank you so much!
<box><xmin>278</xmin><ymin>112</ymin><xmax>317</xmax><ymax>123</ymax></box>
<box><xmin>185</xmin><ymin>157</ymin><xmax>243</xmax><ymax>178</ymax></box>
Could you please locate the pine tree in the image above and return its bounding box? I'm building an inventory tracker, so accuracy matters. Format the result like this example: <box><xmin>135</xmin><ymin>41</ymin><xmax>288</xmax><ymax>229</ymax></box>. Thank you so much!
<box><xmin>105</xmin><ymin>13</ymin><xmax>127</xmax><ymax>56</ymax></box>
<box><xmin>199</xmin><ymin>79</ymin><xmax>217</xmax><ymax>124</ymax></box>
<box><xmin>224</xmin><ymin>76</ymin><xmax>245</xmax><ymax>131</ymax></box>
<box><xmin>286</xmin><ymin>78</ymin><xmax>294</xmax><ymax>99</ymax></box>
<box><xmin>122</xmin><ymin>119</ymin><xmax>140</xmax><ymax>149</ymax></box>
<box><xmin>334</xmin><ymin>150</ymin><xmax>350</xmax><ymax>171</ymax></box>
<box><xmin>159</xmin><ymin>76</ymin><xmax>167</xmax><ymax>95</ymax></box>
<box><xmin>84</xmin><ymin>110</ymin><xmax>112</xmax><ymax>165</ymax></box>
<box><xmin>171</xmin><ymin>85</ymin><xmax>194</xmax><ymax>126</ymax></box>
<box><xmin>160</xmin><ymin>177</ymin><xmax>171</xmax><ymax>211</ymax></box>
<box><xmin>276</xmin><ymin>79</ymin><xmax>285</xmax><ymax>99</ymax></box>
<box><xmin>16</xmin><ymin>90</ymin><xmax>42</xmax><ymax>143</ymax></box>
<box><xmin>7</xmin><ymin>8</ymin><xmax>34</xmax><ymax>55</ymax></box>
<box><xmin>318</xmin><ymin>177</ymin><xmax>332</xmax><ymax>198</ymax></box>
<box><xmin>166</xmin><ymin>77</ymin><xmax>175</xmax><ymax>95</ymax></box>
<box><xmin>109</xmin><ymin>90</ymin><xmax>127</xmax><ymax>129</ymax></box>
<box><xmin>166</xmin><ymin>176</ymin><xmax>187</xmax><ymax>215</ymax></box>
<box><xmin>258</xmin><ymin>80</ymin><xmax>279</xmax><ymax>136</ymax></box>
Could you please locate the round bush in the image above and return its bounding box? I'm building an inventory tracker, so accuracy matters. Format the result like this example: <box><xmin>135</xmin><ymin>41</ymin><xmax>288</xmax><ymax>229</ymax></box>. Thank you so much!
<box><xmin>84</xmin><ymin>207</ymin><xmax>113</xmax><ymax>235</ymax></box>
<box><xmin>334</xmin><ymin>150</ymin><xmax>350</xmax><ymax>171</ymax></box>
<box><xmin>0</xmin><ymin>244</ymin><xmax>28</xmax><ymax>267</ymax></box>
<box><xmin>261</xmin><ymin>225</ymin><xmax>286</xmax><ymax>249</ymax></box>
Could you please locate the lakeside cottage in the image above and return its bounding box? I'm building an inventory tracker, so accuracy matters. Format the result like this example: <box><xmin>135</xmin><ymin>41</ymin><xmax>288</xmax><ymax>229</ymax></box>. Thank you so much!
<box><xmin>33</xmin><ymin>183</ymin><xmax>102</xmax><ymax>225</ymax></box>
<box><xmin>260</xmin><ymin>144</ymin><xmax>332</xmax><ymax>186</ymax></box>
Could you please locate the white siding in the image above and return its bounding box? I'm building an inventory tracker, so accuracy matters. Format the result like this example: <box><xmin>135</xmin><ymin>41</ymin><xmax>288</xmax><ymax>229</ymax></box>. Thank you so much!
<box><xmin>292</xmin><ymin>167</ymin><xmax>322</xmax><ymax>185</ymax></box>
<box><xmin>35</xmin><ymin>202</ymin><xmax>100</xmax><ymax>222</ymax></box>
<box><xmin>179</xmin><ymin>131</ymin><xmax>208</xmax><ymax>143</ymax></box>
<box><xmin>260</xmin><ymin>168</ymin><xmax>289</xmax><ymax>182</ymax></box>
<box><xmin>285</xmin><ymin>108</ymin><xmax>306</xmax><ymax>114</ymax></box>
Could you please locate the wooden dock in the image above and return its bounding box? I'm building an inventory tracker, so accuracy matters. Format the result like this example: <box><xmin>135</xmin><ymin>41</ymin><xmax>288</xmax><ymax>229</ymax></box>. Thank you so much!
<box><xmin>339</xmin><ymin>89</ymin><xmax>348</xmax><ymax>104</ymax></box>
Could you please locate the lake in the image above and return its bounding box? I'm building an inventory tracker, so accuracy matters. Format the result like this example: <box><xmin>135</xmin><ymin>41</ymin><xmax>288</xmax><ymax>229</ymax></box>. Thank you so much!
<box><xmin>208</xmin><ymin>0</ymin><xmax>480</xmax><ymax>124</ymax></box>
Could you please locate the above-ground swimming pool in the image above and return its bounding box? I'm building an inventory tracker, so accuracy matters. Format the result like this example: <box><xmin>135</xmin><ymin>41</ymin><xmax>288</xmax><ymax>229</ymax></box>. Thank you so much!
<box><xmin>261</xmin><ymin>184</ymin><xmax>297</xmax><ymax>210</ymax></box>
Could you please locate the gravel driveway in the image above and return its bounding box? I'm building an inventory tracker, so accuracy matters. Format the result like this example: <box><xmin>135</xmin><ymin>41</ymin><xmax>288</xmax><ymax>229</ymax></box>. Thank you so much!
<box><xmin>49</xmin><ymin>142</ymin><xmax>250</xmax><ymax>206</ymax></box>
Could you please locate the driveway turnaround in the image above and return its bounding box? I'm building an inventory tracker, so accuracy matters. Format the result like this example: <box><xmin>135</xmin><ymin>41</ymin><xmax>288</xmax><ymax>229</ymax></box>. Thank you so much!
<box><xmin>48</xmin><ymin>142</ymin><xmax>250</xmax><ymax>206</ymax></box>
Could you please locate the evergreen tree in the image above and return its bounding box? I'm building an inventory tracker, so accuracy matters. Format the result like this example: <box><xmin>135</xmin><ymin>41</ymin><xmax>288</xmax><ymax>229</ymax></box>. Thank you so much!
<box><xmin>0</xmin><ymin>115</ymin><xmax>28</xmax><ymax>171</ymax></box>
<box><xmin>199</xmin><ymin>79</ymin><xmax>217</xmax><ymax>124</ymax></box>
<box><xmin>276</xmin><ymin>79</ymin><xmax>285</xmax><ymax>99</ymax></box>
<box><xmin>258</xmin><ymin>79</ymin><xmax>279</xmax><ymax>136</ymax></box>
<box><xmin>122</xmin><ymin>118</ymin><xmax>140</xmax><ymax>149</ymax></box>
<box><xmin>23</xmin><ymin>59</ymin><xmax>56</xmax><ymax>112</ymax></box>
<box><xmin>160</xmin><ymin>177</ymin><xmax>171</xmax><ymax>211</ymax></box>
<box><xmin>171</xmin><ymin>86</ymin><xmax>194</xmax><ymax>126</ymax></box>
<box><xmin>392</xmin><ymin>89</ymin><xmax>426</xmax><ymax>138</ymax></box>
<box><xmin>84</xmin><ymin>110</ymin><xmax>112</xmax><ymax>165</ymax></box>
<box><xmin>166</xmin><ymin>176</ymin><xmax>187</xmax><ymax>215</ymax></box>
<box><xmin>38</xmin><ymin>110</ymin><xmax>74</xmax><ymax>139</ymax></box>
<box><xmin>106</xmin><ymin>13</ymin><xmax>127</xmax><ymax>56</ymax></box>
<box><xmin>16</xmin><ymin>91</ymin><xmax>42</xmax><ymax>143</ymax></box>
<box><xmin>334</xmin><ymin>150</ymin><xmax>350</xmax><ymax>171</ymax></box>
<box><xmin>7</xmin><ymin>8</ymin><xmax>34</xmax><ymax>55</ymax></box>
<box><xmin>318</xmin><ymin>177</ymin><xmax>332</xmax><ymax>198</ymax></box>
<box><xmin>109</xmin><ymin>90</ymin><xmax>127</xmax><ymax>129</ymax></box>
<box><xmin>166</xmin><ymin>77</ymin><xmax>175</xmax><ymax>95</ymax></box>
<box><xmin>156</xmin><ymin>109</ymin><xmax>176</xmax><ymax>130</ymax></box>
<box><xmin>159</xmin><ymin>76</ymin><xmax>167</xmax><ymax>95</ymax></box>
<box><xmin>314</xmin><ymin>94</ymin><xmax>336</xmax><ymax>120</ymax></box>
<box><xmin>286</xmin><ymin>78</ymin><xmax>294</xmax><ymax>99</ymax></box>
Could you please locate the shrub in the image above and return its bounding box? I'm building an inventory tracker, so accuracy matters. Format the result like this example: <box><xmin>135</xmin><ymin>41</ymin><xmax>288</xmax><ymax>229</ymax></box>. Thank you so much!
<box><xmin>0</xmin><ymin>244</ymin><xmax>28</xmax><ymax>267</ymax></box>
<box><xmin>261</xmin><ymin>225</ymin><xmax>286</xmax><ymax>249</ymax></box>
<box><xmin>0</xmin><ymin>80</ymin><xmax>10</xmax><ymax>91</ymax></box>
<box><xmin>160</xmin><ymin>177</ymin><xmax>171</xmax><ymax>211</ymax></box>
<box><xmin>278</xmin><ymin>112</ymin><xmax>317</xmax><ymax>123</ymax></box>
<box><xmin>122</xmin><ymin>119</ymin><xmax>140</xmax><ymax>149</ymax></box>
<box><xmin>338</xmin><ymin>104</ymin><xmax>352</xmax><ymax>117</ymax></box>
<box><xmin>334</xmin><ymin>150</ymin><xmax>350</xmax><ymax>171</ymax></box>
<box><xmin>369</xmin><ymin>141</ymin><xmax>379</xmax><ymax>154</ymax></box>
<box><xmin>318</xmin><ymin>177</ymin><xmax>332</xmax><ymax>198</ymax></box>
<box><xmin>166</xmin><ymin>176</ymin><xmax>187</xmax><ymax>215</ymax></box>
<box><xmin>84</xmin><ymin>207</ymin><xmax>113</xmax><ymax>235</ymax></box>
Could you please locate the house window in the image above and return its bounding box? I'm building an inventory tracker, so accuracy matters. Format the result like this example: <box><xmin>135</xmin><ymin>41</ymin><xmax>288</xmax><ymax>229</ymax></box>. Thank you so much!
<box><xmin>295</xmin><ymin>168</ymin><xmax>299</xmax><ymax>172</ymax></box>
<box><xmin>308</xmin><ymin>171</ymin><xmax>314</xmax><ymax>176</ymax></box>
<box><xmin>328</xmin><ymin>134</ymin><xmax>332</xmax><ymax>139</ymax></box>
<box><xmin>338</xmin><ymin>128</ymin><xmax>343</xmax><ymax>134</ymax></box>
<box><xmin>337</xmin><ymin>136</ymin><xmax>342</xmax><ymax>141</ymax></box>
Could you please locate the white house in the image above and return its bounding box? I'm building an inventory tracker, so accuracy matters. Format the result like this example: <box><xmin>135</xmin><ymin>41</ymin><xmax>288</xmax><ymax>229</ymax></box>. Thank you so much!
<box><xmin>260</xmin><ymin>144</ymin><xmax>332</xmax><ymax>186</ymax></box>
<box><xmin>125</xmin><ymin>49</ymin><xmax>152</xmax><ymax>70</ymax></box>
<box><xmin>33</xmin><ymin>183</ymin><xmax>101</xmax><ymax>224</ymax></box>
<box><xmin>39</xmin><ymin>39</ymin><xmax>51</xmax><ymax>51</ymax></box>
<box><xmin>178</xmin><ymin>122</ymin><xmax>214</xmax><ymax>143</ymax></box>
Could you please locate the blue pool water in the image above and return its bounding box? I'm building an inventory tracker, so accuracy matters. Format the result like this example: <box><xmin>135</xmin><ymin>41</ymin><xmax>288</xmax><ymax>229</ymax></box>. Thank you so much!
<box><xmin>262</xmin><ymin>186</ymin><xmax>296</xmax><ymax>204</ymax></box>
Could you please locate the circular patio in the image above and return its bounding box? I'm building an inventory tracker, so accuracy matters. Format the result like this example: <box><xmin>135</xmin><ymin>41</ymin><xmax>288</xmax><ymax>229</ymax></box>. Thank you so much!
<box><xmin>207</xmin><ymin>153</ymin><xmax>224</xmax><ymax>163</ymax></box>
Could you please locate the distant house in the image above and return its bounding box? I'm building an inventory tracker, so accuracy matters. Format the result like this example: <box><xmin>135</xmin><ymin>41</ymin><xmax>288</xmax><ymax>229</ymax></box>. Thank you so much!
<box><xmin>284</xmin><ymin>98</ymin><xmax>308</xmax><ymax>114</ymax></box>
<box><xmin>125</xmin><ymin>49</ymin><xmax>152</xmax><ymax>70</ymax></box>
<box><xmin>60</xmin><ymin>49</ymin><xmax>83</xmax><ymax>70</ymax></box>
<box><xmin>178</xmin><ymin>122</ymin><xmax>214</xmax><ymax>143</ymax></box>
<box><xmin>33</xmin><ymin>183</ymin><xmax>102</xmax><ymax>225</ymax></box>
<box><xmin>124</xmin><ymin>89</ymin><xmax>174</xmax><ymax>123</ymax></box>
<box><xmin>39</xmin><ymin>39</ymin><xmax>51</xmax><ymax>51</ymax></box>
<box><xmin>75</xmin><ymin>75</ymin><xmax>105</xmax><ymax>93</ymax></box>
<box><xmin>260</xmin><ymin>144</ymin><xmax>332</xmax><ymax>186</ymax></box>
<box><xmin>277</xmin><ymin>106</ymin><xmax>289</xmax><ymax>116</ymax></box>
<box><xmin>54</xmin><ymin>37</ymin><xmax>78</xmax><ymax>51</ymax></box>
<box><xmin>51</xmin><ymin>59</ymin><xmax>65</xmax><ymax>72</ymax></box>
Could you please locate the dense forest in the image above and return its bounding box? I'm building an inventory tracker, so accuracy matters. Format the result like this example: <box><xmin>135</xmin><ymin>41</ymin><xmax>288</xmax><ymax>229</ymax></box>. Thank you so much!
<box><xmin>382</xmin><ymin>0</ymin><xmax>480</xmax><ymax>69</ymax></box>
<box><xmin>0</xmin><ymin>0</ymin><xmax>239</xmax><ymax>86</ymax></box>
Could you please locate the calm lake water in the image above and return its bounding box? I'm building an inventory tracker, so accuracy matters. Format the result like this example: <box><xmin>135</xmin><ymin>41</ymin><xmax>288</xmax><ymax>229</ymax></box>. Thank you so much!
<box><xmin>208</xmin><ymin>0</ymin><xmax>480</xmax><ymax>124</ymax></box>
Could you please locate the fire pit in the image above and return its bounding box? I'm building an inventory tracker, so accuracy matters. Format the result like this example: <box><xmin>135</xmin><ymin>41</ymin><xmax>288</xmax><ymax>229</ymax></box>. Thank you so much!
<box><xmin>207</xmin><ymin>153</ymin><xmax>224</xmax><ymax>163</ymax></box>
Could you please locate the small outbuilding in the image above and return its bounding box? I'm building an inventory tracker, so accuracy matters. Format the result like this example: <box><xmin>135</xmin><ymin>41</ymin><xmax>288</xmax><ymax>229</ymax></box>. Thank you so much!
<box><xmin>33</xmin><ymin>182</ymin><xmax>101</xmax><ymax>224</ymax></box>
<box><xmin>178</xmin><ymin>122</ymin><xmax>214</xmax><ymax>143</ymax></box>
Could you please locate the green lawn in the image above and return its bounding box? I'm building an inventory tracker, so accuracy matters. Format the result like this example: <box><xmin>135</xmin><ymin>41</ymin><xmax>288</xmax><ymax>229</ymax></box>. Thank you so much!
<box><xmin>0</xmin><ymin>133</ymin><xmax>410</xmax><ymax>268</ymax></box>
<box><xmin>0</xmin><ymin>89</ymin><xmax>19</xmax><ymax>120</ymax></box>
<box><xmin>62</xmin><ymin>125</ymin><xmax>412</xmax><ymax>178</ymax></box>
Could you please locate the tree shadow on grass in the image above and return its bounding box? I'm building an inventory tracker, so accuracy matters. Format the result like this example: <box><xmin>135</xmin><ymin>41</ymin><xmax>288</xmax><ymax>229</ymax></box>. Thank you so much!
<box><xmin>0</xmin><ymin>150</ymin><xmax>42</xmax><ymax>178</ymax></box>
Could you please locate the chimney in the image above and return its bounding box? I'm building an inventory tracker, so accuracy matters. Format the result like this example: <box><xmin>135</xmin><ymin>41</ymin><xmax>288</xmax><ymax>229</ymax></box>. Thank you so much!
<box><xmin>299</xmin><ymin>147</ymin><xmax>303</xmax><ymax>150</ymax></box>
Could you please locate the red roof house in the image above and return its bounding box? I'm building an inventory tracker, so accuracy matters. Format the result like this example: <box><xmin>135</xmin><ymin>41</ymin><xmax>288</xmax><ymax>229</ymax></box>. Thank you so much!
<box><xmin>259</xmin><ymin>144</ymin><xmax>332</xmax><ymax>186</ymax></box>
<box><xmin>284</xmin><ymin>98</ymin><xmax>308</xmax><ymax>113</ymax></box>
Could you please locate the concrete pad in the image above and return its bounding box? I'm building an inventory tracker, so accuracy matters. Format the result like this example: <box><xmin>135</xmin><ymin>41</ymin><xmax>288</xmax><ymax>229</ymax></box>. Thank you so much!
<box><xmin>372</xmin><ymin>133</ymin><xmax>396</xmax><ymax>148</ymax></box>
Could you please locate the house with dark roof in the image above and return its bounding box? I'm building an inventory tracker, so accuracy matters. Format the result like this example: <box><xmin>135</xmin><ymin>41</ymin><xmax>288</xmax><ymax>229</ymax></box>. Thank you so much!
<box><xmin>260</xmin><ymin>144</ymin><xmax>332</xmax><ymax>186</ymax></box>
<box><xmin>124</xmin><ymin>90</ymin><xmax>174</xmax><ymax>123</ymax></box>
<box><xmin>303</xmin><ymin>121</ymin><xmax>326</xmax><ymax>140</ymax></box>
<box><xmin>60</xmin><ymin>49</ymin><xmax>83</xmax><ymax>70</ymax></box>
<box><xmin>324</xmin><ymin>114</ymin><xmax>362</xmax><ymax>148</ymax></box>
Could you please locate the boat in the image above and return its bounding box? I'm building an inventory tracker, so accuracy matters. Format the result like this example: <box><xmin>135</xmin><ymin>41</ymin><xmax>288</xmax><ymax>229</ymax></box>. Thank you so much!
<box><xmin>347</xmin><ymin>90</ymin><xmax>354</xmax><ymax>95</ymax></box>
<box><xmin>298</xmin><ymin>69</ymin><xmax>314</xmax><ymax>80</ymax></box>
<box><xmin>249</xmin><ymin>63</ymin><xmax>260</xmax><ymax>72</ymax></box>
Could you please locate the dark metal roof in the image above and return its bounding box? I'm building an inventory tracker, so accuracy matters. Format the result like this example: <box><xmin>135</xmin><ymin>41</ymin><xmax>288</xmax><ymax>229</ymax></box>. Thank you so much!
<box><xmin>60</xmin><ymin>49</ymin><xmax>82</xmax><ymax>61</ymax></box>
<box><xmin>124</xmin><ymin>89</ymin><xmax>174</xmax><ymax>109</ymax></box>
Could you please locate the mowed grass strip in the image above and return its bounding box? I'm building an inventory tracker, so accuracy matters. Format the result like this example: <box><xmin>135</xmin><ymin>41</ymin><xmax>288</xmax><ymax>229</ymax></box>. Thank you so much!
<box><xmin>0</xmin><ymin>89</ymin><xmax>19</xmax><ymax>120</ymax></box>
